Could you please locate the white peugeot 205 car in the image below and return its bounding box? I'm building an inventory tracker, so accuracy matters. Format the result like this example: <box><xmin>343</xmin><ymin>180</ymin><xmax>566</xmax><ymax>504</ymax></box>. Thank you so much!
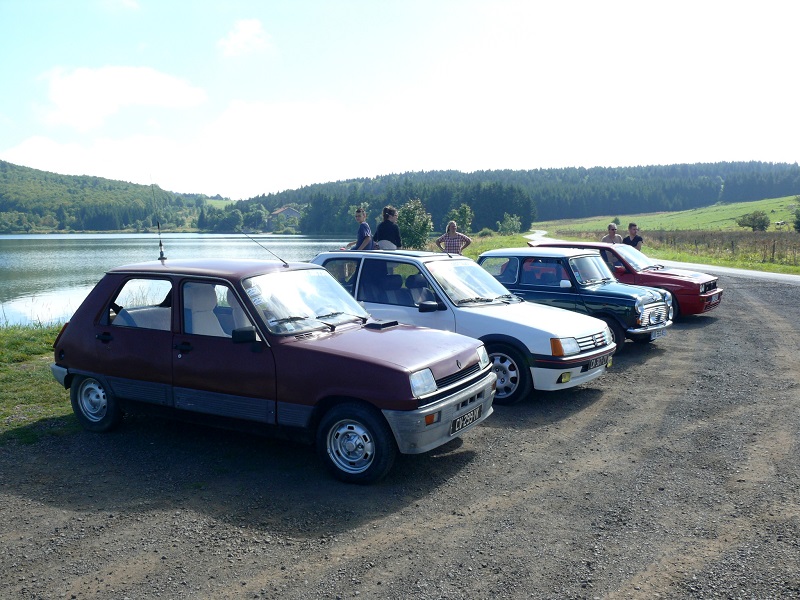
<box><xmin>311</xmin><ymin>250</ymin><xmax>615</xmax><ymax>405</ymax></box>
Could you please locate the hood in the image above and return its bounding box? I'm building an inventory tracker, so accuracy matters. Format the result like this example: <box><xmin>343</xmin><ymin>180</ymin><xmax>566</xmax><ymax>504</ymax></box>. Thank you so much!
<box><xmin>650</xmin><ymin>266</ymin><xmax>716</xmax><ymax>283</ymax></box>
<box><xmin>585</xmin><ymin>281</ymin><xmax>667</xmax><ymax>303</ymax></box>
<box><xmin>458</xmin><ymin>300</ymin><xmax>608</xmax><ymax>339</ymax></box>
<box><xmin>278</xmin><ymin>322</ymin><xmax>482</xmax><ymax>376</ymax></box>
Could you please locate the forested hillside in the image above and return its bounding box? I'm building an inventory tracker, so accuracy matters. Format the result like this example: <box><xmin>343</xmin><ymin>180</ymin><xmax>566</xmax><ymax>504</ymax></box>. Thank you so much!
<box><xmin>2</xmin><ymin>159</ymin><xmax>799</xmax><ymax>234</ymax></box>
<box><xmin>0</xmin><ymin>161</ymin><xmax>218</xmax><ymax>233</ymax></box>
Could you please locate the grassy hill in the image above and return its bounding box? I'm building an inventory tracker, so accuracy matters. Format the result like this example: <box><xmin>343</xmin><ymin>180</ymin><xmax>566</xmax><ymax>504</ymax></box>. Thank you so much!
<box><xmin>532</xmin><ymin>195</ymin><xmax>800</xmax><ymax>234</ymax></box>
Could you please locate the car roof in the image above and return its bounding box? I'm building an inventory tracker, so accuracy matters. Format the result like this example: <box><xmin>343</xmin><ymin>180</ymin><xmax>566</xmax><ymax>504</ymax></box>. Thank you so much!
<box><xmin>108</xmin><ymin>258</ymin><xmax>322</xmax><ymax>279</ymax></box>
<box><xmin>531</xmin><ymin>240</ymin><xmax>614</xmax><ymax>250</ymax></box>
<box><xmin>315</xmin><ymin>249</ymin><xmax>472</xmax><ymax>263</ymax></box>
<box><xmin>480</xmin><ymin>247</ymin><xmax>600</xmax><ymax>259</ymax></box>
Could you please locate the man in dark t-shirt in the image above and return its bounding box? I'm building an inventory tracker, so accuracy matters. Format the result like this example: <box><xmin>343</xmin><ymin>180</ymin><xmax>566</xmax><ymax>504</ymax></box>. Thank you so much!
<box><xmin>622</xmin><ymin>222</ymin><xmax>643</xmax><ymax>250</ymax></box>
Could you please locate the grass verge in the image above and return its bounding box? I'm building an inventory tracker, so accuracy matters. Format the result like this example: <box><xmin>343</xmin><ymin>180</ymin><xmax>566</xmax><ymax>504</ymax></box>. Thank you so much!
<box><xmin>0</xmin><ymin>324</ymin><xmax>76</xmax><ymax>443</ymax></box>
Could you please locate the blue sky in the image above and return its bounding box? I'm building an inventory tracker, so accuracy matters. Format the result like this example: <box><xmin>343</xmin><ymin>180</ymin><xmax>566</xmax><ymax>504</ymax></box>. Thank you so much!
<box><xmin>1</xmin><ymin>0</ymin><xmax>797</xmax><ymax>200</ymax></box>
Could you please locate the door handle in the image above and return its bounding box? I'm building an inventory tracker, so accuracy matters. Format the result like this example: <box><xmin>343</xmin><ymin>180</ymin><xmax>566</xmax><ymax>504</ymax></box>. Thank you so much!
<box><xmin>96</xmin><ymin>332</ymin><xmax>113</xmax><ymax>343</ymax></box>
<box><xmin>173</xmin><ymin>342</ymin><xmax>193</xmax><ymax>353</ymax></box>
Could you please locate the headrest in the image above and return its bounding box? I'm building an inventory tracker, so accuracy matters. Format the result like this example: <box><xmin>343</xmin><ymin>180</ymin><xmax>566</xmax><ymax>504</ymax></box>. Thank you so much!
<box><xmin>383</xmin><ymin>274</ymin><xmax>402</xmax><ymax>290</ymax></box>
<box><xmin>184</xmin><ymin>283</ymin><xmax>218</xmax><ymax>311</ymax></box>
<box><xmin>406</xmin><ymin>274</ymin><xmax>426</xmax><ymax>289</ymax></box>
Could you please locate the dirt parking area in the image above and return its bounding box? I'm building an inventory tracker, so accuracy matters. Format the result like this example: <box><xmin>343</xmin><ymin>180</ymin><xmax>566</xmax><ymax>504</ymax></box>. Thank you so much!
<box><xmin>1</xmin><ymin>273</ymin><xmax>799</xmax><ymax>599</ymax></box>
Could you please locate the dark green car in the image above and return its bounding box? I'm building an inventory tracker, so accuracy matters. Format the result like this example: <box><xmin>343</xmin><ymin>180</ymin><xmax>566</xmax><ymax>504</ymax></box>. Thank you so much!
<box><xmin>478</xmin><ymin>247</ymin><xmax>673</xmax><ymax>351</ymax></box>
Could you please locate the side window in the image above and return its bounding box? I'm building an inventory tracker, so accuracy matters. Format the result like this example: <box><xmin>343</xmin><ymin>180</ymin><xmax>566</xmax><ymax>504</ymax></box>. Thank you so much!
<box><xmin>110</xmin><ymin>278</ymin><xmax>172</xmax><ymax>330</ymax></box>
<box><xmin>323</xmin><ymin>258</ymin><xmax>360</xmax><ymax>295</ymax></box>
<box><xmin>357</xmin><ymin>259</ymin><xmax>432</xmax><ymax>306</ymax></box>
<box><xmin>521</xmin><ymin>259</ymin><xmax>561</xmax><ymax>286</ymax></box>
<box><xmin>182</xmin><ymin>282</ymin><xmax>230</xmax><ymax>337</ymax></box>
<box><xmin>481</xmin><ymin>257</ymin><xmax>518</xmax><ymax>284</ymax></box>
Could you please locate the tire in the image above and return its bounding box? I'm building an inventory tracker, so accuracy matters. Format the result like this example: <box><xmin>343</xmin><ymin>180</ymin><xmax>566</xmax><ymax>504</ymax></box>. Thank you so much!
<box><xmin>70</xmin><ymin>376</ymin><xmax>123</xmax><ymax>433</ymax></box>
<box><xmin>671</xmin><ymin>299</ymin><xmax>681</xmax><ymax>321</ymax></box>
<box><xmin>316</xmin><ymin>403</ymin><xmax>397</xmax><ymax>484</ymax></box>
<box><xmin>603</xmin><ymin>318</ymin><xmax>626</xmax><ymax>354</ymax></box>
<box><xmin>487</xmin><ymin>344</ymin><xmax>531</xmax><ymax>405</ymax></box>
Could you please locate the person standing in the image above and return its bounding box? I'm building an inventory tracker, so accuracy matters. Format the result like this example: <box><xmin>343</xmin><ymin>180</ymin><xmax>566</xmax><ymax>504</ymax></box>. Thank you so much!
<box><xmin>601</xmin><ymin>223</ymin><xmax>623</xmax><ymax>244</ymax></box>
<box><xmin>373</xmin><ymin>205</ymin><xmax>402</xmax><ymax>250</ymax></box>
<box><xmin>345</xmin><ymin>207</ymin><xmax>375</xmax><ymax>250</ymax></box>
<box><xmin>622</xmin><ymin>223</ymin><xmax>643</xmax><ymax>250</ymax></box>
<box><xmin>436</xmin><ymin>221</ymin><xmax>472</xmax><ymax>254</ymax></box>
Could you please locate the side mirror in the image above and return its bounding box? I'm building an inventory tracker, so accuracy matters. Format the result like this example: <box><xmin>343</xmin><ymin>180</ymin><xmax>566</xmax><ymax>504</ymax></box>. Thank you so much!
<box><xmin>232</xmin><ymin>326</ymin><xmax>258</xmax><ymax>343</ymax></box>
<box><xmin>418</xmin><ymin>301</ymin><xmax>440</xmax><ymax>313</ymax></box>
<box><xmin>559</xmin><ymin>279</ymin><xmax>571</xmax><ymax>289</ymax></box>
<box><xmin>614</xmin><ymin>265</ymin><xmax>626</xmax><ymax>275</ymax></box>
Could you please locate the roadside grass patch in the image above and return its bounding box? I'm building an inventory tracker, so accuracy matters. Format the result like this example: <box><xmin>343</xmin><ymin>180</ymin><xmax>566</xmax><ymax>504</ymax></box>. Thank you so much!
<box><xmin>0</xmin><ymin>324</ymin><xmax>73</xmax><ymax>441</ymax></box>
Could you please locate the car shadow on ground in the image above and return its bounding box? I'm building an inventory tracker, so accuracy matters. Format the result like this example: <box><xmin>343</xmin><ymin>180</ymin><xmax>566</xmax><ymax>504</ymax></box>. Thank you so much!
<box><xmin>0</xmin><ymin>413</ymin><xmax>479</xmax><ymax>537</ymax></box>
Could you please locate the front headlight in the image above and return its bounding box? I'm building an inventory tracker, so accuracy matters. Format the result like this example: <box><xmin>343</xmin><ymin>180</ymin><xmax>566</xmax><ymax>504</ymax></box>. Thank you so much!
<box><xmin>477</xmin><ymin>345</ymin><xmax>490</xmax><ymax>370</ymax></box>
<box><xmin>410</xmin><ymin>368</ymin><xmax>437</xmax><ymax>397</ymax></box>
<box><xmin>551</xmin><ymin>337</ymin><xmax>581</xmax><ymax>357</ymax></box>
<box><xmin>635</xmin><ymin>297</ymin><xmax>645</xmax><ymax>314</ymax></box>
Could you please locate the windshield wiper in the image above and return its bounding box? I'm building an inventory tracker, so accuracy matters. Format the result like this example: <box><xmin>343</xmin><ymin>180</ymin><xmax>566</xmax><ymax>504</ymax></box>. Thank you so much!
<box><xmin>644</xmin><ymin>264</ymin><xmax>664</xmax><ymax>270</ymax></box>
<box><xmin>581</xmin><ymin>278</ymin><xmax>602</xmax><ymax>285</ymax></box>
<box><xmin>456</xmin><ymin>296</ymin><xmax>494</xmax><ymax>305</ymax></box>
<box><xmin>270</xmin><ymin>315</ymin><xmax>311</xmax><ymax>325</ymax></box>
<box><xmin>496</xmin><ymin>293</ymin><xmax>523</xmax><ymax>303</ymax></box>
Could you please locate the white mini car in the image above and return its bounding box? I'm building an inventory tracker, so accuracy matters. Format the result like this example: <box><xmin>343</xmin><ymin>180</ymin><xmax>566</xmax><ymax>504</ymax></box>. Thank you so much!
<box><xmin>311</xmin><ymin>250</ymin><xmax>616</xmax><ymax>405</ymax></box>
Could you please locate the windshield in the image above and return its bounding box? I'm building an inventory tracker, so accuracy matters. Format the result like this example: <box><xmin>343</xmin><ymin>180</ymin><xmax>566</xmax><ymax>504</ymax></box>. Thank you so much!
<box><xmin>242</xmin><ymin>268</ymin><xmax>368</xmax><ymax>335</ymax></box>
<box><xmin>569</xmin><ymin>255</ymin><xmax>615</xmax><ymax>285</ymax></box>
<box><xmin>612</xmin><ymin>244</ymin><xmax>657</xmax><ymax>271</ymax></box>
<box><xmin>426</xmin><ymin>258</ymin><xmax>511</xmax><ymax>305</ymax></box>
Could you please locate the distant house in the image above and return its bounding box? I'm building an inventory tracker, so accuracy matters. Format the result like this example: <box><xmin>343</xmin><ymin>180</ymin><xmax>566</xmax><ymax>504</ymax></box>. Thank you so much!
<box><xmin>268</xmin><ymin>206</ymin><xmax>301</xmax><ymax>230</ymax></box>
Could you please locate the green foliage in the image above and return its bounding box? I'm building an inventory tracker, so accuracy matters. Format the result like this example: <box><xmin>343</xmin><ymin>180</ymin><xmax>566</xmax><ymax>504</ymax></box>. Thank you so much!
<box><xmin>612</xmin><ymin>217</ymin><xmax>621</xmax><ymax>225</ymax></box>
<box><xmin>736</xmin><ymin>210</ymin><xmax>770</xmax><ymax>231</ymax></box>
<box><xmin>794</xmin><ymin>208</ymin><xmax>800</xmax><ymax>233</ymax></box>
<box><xmin>445</xmin><ymin>204</ymin><xmax>474</xmax><ymax>233</ymax></box>
<box><xmin>497</xmin><ymin>213</ymin><xmax>522</xmax><ymax>235</ymax></box>
<box><xmin>397</xmin><ymin>198</ymin><xmax>433</xmax><ymax>250</ymax></box>
<box><xmin>477</xmin><ymin>227</ymin><xmax>495</xmax><ymax>237</ymax></box>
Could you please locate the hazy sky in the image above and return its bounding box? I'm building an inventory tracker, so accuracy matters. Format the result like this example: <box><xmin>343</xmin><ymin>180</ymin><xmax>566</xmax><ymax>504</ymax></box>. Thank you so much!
<box><xmin>1</xmin><ymin>0</ymin><xmax>797</xmax><ymax>200</ymax></box>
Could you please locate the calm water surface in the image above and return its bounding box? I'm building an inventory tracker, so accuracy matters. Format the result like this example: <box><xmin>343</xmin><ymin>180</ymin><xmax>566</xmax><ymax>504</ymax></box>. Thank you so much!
<box><xmin>0</xmin><ymin>233</ymin><xmax>348</xmax><ymax>326</ymax></box>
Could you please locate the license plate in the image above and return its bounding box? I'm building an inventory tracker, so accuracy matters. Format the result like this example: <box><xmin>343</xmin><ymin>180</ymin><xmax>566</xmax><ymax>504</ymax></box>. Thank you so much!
<box><xmin>588</xmin><ymin>354</ymin><xmax>609</xmax><ymax>369</ymax></box>
<box><xmin>450</xmin><ymin>405</ymin><xmax>483</xmax><ymax>435</ymax></box>
<box><xmin>651</xmin><ymin>328</ymin><xmax>667</xmax><ymax>341</ymax></box>
<box><xmin>711</xmin><ymin>293</ymin><xmax>719</xmax><ymax>302</ymax></box>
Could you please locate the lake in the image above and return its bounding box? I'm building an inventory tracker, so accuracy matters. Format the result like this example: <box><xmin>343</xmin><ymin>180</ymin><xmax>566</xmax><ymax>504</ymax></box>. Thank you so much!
<box><xmin>0</xmin><ymin>233</ymin><xmax>349</xmax><ymax>326</ymax></box>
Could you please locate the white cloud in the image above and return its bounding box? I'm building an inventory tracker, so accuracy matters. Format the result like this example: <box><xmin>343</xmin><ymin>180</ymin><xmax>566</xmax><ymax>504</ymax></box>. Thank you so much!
<box><xmin>40</xmin><ymin>66</ymin><xmax>207</xmax><ymax>131</ymax></box>
<box><xmin>217</xmin><ymin>19</ymin><xmax>272</xmax><ymax>58</ymax></box>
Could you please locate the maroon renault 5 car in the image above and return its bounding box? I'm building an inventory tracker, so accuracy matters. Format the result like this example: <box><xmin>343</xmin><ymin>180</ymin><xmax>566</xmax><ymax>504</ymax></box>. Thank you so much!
<box><xmin>50</xmin><ymin>258</ymin><xmax>496</xmax><ymax>484</ymax></box>
<box><xmin>531</xmin><ymin>241</ymin><xmax>723</xmax><ymax>318</ymax></box>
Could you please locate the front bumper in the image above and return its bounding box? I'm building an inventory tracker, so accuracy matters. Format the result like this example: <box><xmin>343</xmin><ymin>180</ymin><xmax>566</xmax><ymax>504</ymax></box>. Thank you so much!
<box><xmin>531</xmin><ymin>345</ymin><xmax>615</xmax><ymax>391</ymax></box>
<box><xmin>382</xmin><ymin>371</ymin><xmax>496</xmax><ymax>454</ymax></box>
<box><xmin>626</xmin><ymin>319</ymin><xmax>673</xmax><ymax>336</ymax></box>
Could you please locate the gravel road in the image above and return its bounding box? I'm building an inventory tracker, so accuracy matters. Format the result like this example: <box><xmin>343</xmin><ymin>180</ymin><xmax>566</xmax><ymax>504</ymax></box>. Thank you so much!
<box><xmin>1</xmin><ymin>272</ymin><xmax>798</xmax><ymax>599</ymax></box>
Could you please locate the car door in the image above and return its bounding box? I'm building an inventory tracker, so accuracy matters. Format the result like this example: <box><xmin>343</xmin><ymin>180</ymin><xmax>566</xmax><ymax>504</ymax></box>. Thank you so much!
<box><xmin>324</xmin><ymin>257</ymin><xmax>458</xmax><ymax>331</ymax></box>
<box><xmin>601</xmin><ymin>248</ymin><xmax>637</xmax><ymax>285</ymax></box>
<box><xmin>93</xmin><ymin>276</ymin><xmax>175</xmax><ymax>406</ymax></box>
<box><xmin>171</xmin><ymin>279</ymin><xmax>278</xmax><ymax>424</ymax></box>
<box><xmin>514</xmin><ymin>258</ymin><xmax>578</xmax><ymax>313</ymax></box>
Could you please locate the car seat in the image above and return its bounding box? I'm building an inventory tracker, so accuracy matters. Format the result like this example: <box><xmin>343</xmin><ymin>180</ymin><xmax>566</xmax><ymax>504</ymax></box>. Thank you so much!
<box><xmin>183</xmin><ymin>283</ymin><xmax>228</xmax><ymax>337</ymax></box>
<box><xmin>383</xmin><ymin>274</ymin><xmax>414</xmax><ymax>306</ymax></box>
<box><xmin>405</xmin><ymin>274</ymin><xmax>435</xmax><ymax>304</ymax></box>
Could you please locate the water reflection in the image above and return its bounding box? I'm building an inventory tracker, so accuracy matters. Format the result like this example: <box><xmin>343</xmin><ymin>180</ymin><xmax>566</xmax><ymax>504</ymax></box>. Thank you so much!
<box><xmin>0</xmin><ymin>233</ymin><xmax>348</xmax><ymax>326</ymax></box>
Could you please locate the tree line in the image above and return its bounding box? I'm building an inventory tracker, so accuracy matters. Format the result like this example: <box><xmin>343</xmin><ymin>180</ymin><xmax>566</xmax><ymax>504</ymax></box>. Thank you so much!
<box><xmin>2</xmin><ymin>159</ymin><xmax>799</xmax><ymax>234</ymax></box>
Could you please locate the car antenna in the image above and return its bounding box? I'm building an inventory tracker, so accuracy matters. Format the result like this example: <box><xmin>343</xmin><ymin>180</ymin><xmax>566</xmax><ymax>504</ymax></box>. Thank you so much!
<box><xmin>239</xmin><ymin>228</ymin><xmax>289</xmax><ymax>267</ymax></box>
<box><xmin>157</xmin><ymin>220</ymin><xmax>167</xmax><ymax>261</ymax></box>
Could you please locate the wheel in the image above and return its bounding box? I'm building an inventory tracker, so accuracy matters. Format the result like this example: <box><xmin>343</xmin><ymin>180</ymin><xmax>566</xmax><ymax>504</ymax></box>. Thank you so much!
<box><xmin>70</xmin><ymin>376</ymin><xmax>123</xmax><ymax>432</ymax></box>
<box><xmin>487</xmin><ymin>344</ymin><xmax>531</xmax><ymax>405</ymax></box>
<box><xmin>603</xmin><ymin>318</ymin><xmax>626</xmax><ymax>354</ymax></box>
<box><xmin>316</xmin><ymin>403</ymin><xmax>397</xmax><ymax>484</ymax></box>
<box><xmin>671</xmin><ymin>299</ymin><xmax>681</xmax><ymax>321</ymax></box>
